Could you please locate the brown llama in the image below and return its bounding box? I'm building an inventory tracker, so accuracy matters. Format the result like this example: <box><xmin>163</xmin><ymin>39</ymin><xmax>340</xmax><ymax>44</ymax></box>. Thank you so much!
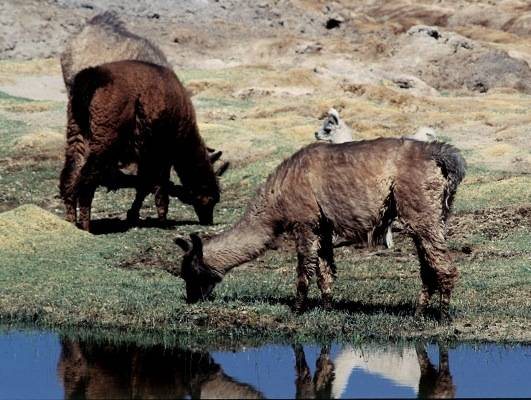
<box><xmin>61</xmin><ymin>11</ymin><xmax>171</xmax><ymax>92</ymax></box>
<box><xmin>61</xmin><ymin>11</ymin><xmax>223</xmax><ymax>203</ymax></box>
<box><xmin>175</xmin><ymin>138</ymin><xmax>466</xmax><ymax>320</ymax></box>
<box><xmin>60</xmin><ymin>60</ymin><xmax>228</xmax><ymax>231</ymax></box>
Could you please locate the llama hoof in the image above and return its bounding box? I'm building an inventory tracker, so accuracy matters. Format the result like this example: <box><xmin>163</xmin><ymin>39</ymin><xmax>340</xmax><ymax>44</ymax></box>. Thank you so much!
<box><xmin>76</xmin><ymin>221</ymin><xmax>90</xmax><ymax>232</ymax></box>
<box><xmin>438</xmin><ymin>310</ymin><xmax>453</xmax><ymax>324</ymax></box>
<box><xmin>321</xmin><ymin>295</ymin><xmax>333</xmax><ymax>311</ymax></box>
<box><xmin>414</xmin><ymin>307</ymin><xmax>428</xmax><ymax>320</ymax></box>
<box><xmin>293</xmin><ymin>302</ymin><xmax>307</xmax><ymax>314</ymax></box>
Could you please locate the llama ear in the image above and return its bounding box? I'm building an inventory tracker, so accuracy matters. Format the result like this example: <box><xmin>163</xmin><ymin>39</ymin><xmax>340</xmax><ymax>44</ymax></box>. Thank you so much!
<box><xmin>328</xmin><ymin>108</ymin><xmax>340</xmax><ymax>123</ymax></box>
<box><xmin>174</xmin><ymin>236</ymin><xmax>191</xmax><ymax>252</ymax></box>
<box><xmin>215</xmin><ymin>161</ymin><xmax>230</xmax><ymax>177</ymax></box>
<box><xmin>207</xmin><ymin>267</ymin><xmax>224</xmax><ymax>282</ymax></box>
<box><xmin>209</xmin><ymin>150</ymin><xmax>222</xmax><ymax>163</ymax></box>
<box><xmin>189</xmin><ymin>233</ymin><xmax>203</xmax><ymax>255</ymax></box>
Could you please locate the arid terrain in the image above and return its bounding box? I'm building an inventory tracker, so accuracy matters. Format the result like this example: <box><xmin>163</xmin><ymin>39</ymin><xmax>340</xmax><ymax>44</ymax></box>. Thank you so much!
<box><xmin>0</xmin><ymin>0</ymin><xmax>529</xmax><ymax>344</ymax></box>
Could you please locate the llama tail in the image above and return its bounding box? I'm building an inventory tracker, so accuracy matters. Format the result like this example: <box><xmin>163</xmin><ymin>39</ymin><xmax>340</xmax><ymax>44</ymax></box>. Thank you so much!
<box><xmin>70</xmin><ymin>66</ymin><xmax>112</xmax><ymax>133</ymax></box>
<box><xmin>429</xmin><ymin>142</ymin><xmax>467</xmax><ymax>219</ymax></box>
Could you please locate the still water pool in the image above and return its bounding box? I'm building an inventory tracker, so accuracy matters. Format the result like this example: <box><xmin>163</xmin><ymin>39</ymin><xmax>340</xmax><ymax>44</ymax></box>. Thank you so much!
<box><xmin>0</xmin><ymin>331</ymin><xmax>529</xmax><ymax>399</ymax></box>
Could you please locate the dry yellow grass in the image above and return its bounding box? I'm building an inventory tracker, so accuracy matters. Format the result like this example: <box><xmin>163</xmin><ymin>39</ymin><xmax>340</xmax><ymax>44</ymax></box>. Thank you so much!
<box><xmin>1</xmin><ymin>102</ymin><xmax>54</xmax><ymax>113</ymax></box>
<box><xmin>0</xmin><ymin>59</ymin><xmax>60</xmax><ymax>83</ymax></box>
<box><xmin>13</xmin><ymin>129</ymin><xmax>64</xmax><ymax>157</ymax></box>
<box><xmin>0</xmin><ymin>204</ymin><xmax>90</xmax><ymax>253</ymax></box>
<box><xmin>185</xmin><ymin>79</ymin><xmax>234</xmax><ymax>96</ymax></box>
<box><xmin>482</xmin><ymin>143</ymin><xmax>515</xmax><ymax>157</ymax></box>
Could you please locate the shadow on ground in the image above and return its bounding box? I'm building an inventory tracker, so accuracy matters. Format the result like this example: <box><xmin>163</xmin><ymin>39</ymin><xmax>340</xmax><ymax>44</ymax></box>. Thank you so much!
<box><xmin>90</xmin><ymin>217</ymin><xmax>198</xmax><ymax>235</ymax></box>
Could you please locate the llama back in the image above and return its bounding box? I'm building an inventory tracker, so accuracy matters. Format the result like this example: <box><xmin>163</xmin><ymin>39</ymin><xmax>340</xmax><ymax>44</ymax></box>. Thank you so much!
<box><xmin>61</xmin><ymin>11</ymin><xmax>171</xmax><ymax>90</ymax></box>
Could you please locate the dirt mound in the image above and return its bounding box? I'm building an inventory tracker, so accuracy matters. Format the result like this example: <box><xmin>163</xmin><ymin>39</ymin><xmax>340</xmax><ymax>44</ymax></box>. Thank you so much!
<box><xmin>0</xmin><ymin>204</ymin><xmax>89</xmax><ymax>253</ymax></box>
<box><xmin>364</xmin><ymin>2</ymin><xmax>453</xmax><ymax>33</ymax></box>
<box><xmin>448</xmin><ymin>1</ymin><xmax>531</xmax><ymax>37</ymax></box>
<box><xmin>388</xmin><ymin>25</ymin><xmax>531</xmax><ymax>93</ymax></box>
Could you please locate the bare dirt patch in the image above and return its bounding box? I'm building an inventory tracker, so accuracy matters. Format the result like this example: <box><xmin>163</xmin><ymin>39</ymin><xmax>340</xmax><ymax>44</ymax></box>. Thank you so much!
<box><xmin>450</xmin><ymin>204</ymin><xmax>531</xmax><ymax>241</ymax></box>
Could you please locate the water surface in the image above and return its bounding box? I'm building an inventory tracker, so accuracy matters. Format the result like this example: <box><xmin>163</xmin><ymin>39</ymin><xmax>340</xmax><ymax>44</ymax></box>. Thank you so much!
<box><xmin>0</xmin><ymin>331</ymin><xmax>529</xmax><ymax>399</ymax></box>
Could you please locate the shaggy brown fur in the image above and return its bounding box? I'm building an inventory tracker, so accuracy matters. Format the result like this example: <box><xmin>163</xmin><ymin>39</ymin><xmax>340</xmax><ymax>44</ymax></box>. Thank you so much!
<box><xmin>61</xmin><ymin>11</ymin><xmax>171</xmax><ymax>92</ymax></box>
<box><xmin>57</xmin><ymin>339</ymin><xmax>264</xmax><ymax>399</ymax></box>
<box><xmin>60</xmin><ymin>60</ymin><xmax>227</xmax><ymax>231</ymax></box>
<box><xmin>176</xmin><ymin>138</ymin><xmax>466</xmax><ymax>320</ymax></box>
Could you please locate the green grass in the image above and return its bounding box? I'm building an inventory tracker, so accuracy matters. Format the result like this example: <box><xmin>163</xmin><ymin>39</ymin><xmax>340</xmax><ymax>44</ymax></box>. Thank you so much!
<box><xmin>1</xmin><ymin>227</ymin><xmax>528</xmax><ymax>344</ymax></box>
<box><xmin>0</xmin><ymin>69</ymin><xmax>530</xmax><ymax>346</ymax></box>
<box><xmin>455</xmin><ymin>175</ymin><xmax>531</xmax><ymax>213</ymax></box>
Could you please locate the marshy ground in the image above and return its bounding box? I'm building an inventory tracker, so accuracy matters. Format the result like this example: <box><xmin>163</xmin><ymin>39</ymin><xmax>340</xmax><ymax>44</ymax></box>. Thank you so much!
<box><xmin>0</xmin><ymin>0</ymin><xmax>530</xmax><ymax>345</ymax></box>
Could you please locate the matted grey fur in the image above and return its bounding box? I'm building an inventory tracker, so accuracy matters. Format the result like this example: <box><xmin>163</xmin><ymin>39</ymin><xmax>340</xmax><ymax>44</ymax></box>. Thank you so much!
<box><xmin>315</xmin><ymin>108</ymin><xmax>353</xmax><ymax>144</ymax></box>
<box><xmin>176</xmin><ymin>138</ymin><xmax>466</xmax><ymax>321</ymax></box>
<box><xmin>61</xmin><ymin>11</ymin><xmax>171</xmax><ymax>91</ymax></box>
<box><xmin>314</xmin><ymin>109</ymin><xmax>440</xmax><ymax>248</ymax></box>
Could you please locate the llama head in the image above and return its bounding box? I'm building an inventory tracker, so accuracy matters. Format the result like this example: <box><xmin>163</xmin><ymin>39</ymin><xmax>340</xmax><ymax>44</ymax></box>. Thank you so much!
<box><xmin>315</xmin><ymin>108</ymin><xmax>352</xmax><ymax>143</ymax></box>
<box><xmin>171</xmin><ymin>150</ymin><xmax>230</xmax><ymax>225</ymax></box>
<box><xmin>175</xmin><ymin>233</ymin><xmax>223</xmax><ymax>303</ymax></box>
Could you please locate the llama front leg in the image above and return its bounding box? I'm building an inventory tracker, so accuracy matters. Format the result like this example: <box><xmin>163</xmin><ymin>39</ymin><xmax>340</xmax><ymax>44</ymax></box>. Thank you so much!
<box><xmin>153</xmin><ymin>167</ymin><xmax>171</xmax><ymax>222</ymax></box>
<box><xmin>294</xmin><ymin>228</ymin><xmax>320</xmax><ymax>313</ymax></box>
<box><xmin>154</xmin><ymin>185</ymin><xmax>169</xmax><ymax>222</ymax></box>
<box><xmin>316</xmin><ymin>232</ymin><xmax>336</xmax><ymax>310</ymax></box>
<box><xmin>127</xmin><ymin>187</ymin><xmax>150</xmax><ymax>224</ymax></box>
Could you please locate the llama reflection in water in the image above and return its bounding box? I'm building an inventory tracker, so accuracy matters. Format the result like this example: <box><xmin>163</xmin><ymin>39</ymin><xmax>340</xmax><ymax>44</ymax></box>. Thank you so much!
<box><xmin>293</xmin><ymin>345</ymin><xmax>335</xmax><ymax>399</ymax></box>
<box><xmin>329</xmin><ymin>343</ymin><xmax>455</xmax><ymax>399</ymax></box>
<box><xmin>57</xmin><ymin>339</ymin><xmax>264</xmax><ymax>399</ymax></box>
<box><xmin>57</xmin><ymin>339</ymin><xmax>454</xmax><ymax>399</ymax></box>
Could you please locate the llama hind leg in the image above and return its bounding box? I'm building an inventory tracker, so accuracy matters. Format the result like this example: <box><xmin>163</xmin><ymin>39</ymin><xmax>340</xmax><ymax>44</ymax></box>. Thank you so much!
<box><xmin>77</xmin><ymin>184</ymin><xmax>96</xmax><ymax>231</ymax></box>
<box><xmin>60</xmin><ymin>120</ymin><xmax>88</xmax><ymax>224</ymax></box>
<box><xmin>75</xmin><ymin>153</ymin><xmax>105</xmax><ymax>231</ymax></box>
<box><xmin>395</xmin><ymin>172</ymin><xmax>458</xmax><ymax>320</ymax></box>
<box><xmin>412</xmin><ymin>231</ymin><xmax>458</xmax><ymax>321</ymax></box>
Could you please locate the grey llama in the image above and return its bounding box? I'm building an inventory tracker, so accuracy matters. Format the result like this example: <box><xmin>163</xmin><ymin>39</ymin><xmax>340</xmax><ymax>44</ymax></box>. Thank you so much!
<box><xmin>61</xmin><ymin>11</ymin><xmax>171</xmax><ymax>92</ymax></box>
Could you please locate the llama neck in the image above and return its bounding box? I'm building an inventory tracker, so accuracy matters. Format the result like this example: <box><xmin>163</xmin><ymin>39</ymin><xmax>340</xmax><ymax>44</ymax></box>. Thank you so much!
<box><xmin>203</xmin><ymin>199</ymin><xmax>276</xmax><ymax>274</ymax></box>
<box><xmin>176</xmin><ymin>124</ymin><xmax>217</xmax><ymax>191</ymax></box>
